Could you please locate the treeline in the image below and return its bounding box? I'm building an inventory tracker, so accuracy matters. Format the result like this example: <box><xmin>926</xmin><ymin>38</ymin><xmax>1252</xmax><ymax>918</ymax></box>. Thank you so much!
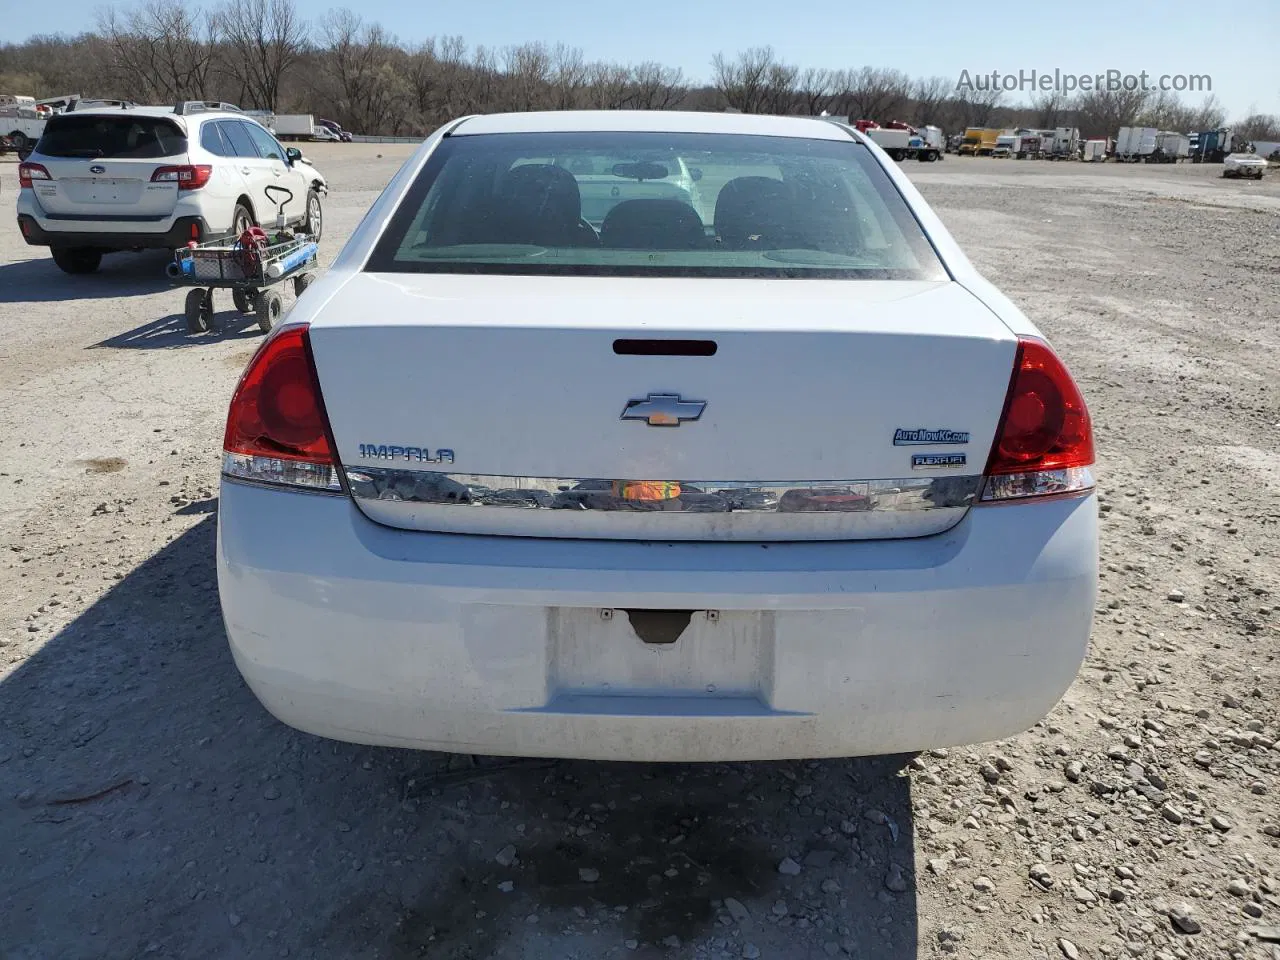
<box><xmin>2</xmin><ymin>0</ymin><xmax>1278</xmax><ymax>142</ymax></box>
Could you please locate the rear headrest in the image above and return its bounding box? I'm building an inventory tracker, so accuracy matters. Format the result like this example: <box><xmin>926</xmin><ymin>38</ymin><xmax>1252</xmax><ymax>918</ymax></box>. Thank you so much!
<box><xmin>600</xmin><ymin>199</ymin><xmax>705</xmax><ymax>250</ymax></box>
<box><xmin>713</xmin><ymin>176</ymin><xmax>796</xmax><ymax>249</ymax></box>
<box><xmin>497</xmin><ymin>164</ymin><xmax>582</xmax><ymax>224</ymax></box>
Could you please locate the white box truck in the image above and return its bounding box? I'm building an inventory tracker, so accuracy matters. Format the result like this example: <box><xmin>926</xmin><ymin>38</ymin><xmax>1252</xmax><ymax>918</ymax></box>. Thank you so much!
<box><xmin>1152</xmin><ymin>131</ymin><xmax>1189</xmax><ymax>163</ymax></box>
<box><xmin>864</xmin><ymin>125</ymin><xmax>942</xmax><ymax>161</ymax></box>
<box><xmin>1116</xmin><ymin>126</ymin><xmax>1158</xmax><ymax>161</ymax></box>
<box><xmin>271</xmin><ymin>114</ymin><xmax>316</xmax><ymax>141</ymax></box>
<box><xmin>1083</xmin><ymin>139</ymin><xmax>1108</xmax><ymax>162</ymax></box>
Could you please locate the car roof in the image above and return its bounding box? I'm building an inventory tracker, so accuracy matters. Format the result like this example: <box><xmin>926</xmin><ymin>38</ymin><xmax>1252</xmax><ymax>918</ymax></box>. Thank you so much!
<box><xmin>51</xmin><ymin>107</ymin><xmax>250</xmax><ymax>123</ymax></box>
<box><xmin>451</xmin><ymin>110</ymin><xmax>854</xmax><ymax>140</ymax></box>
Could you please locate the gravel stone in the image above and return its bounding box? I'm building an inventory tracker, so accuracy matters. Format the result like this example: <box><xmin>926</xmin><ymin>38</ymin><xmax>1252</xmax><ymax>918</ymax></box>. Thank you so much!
<box><xmin>884</xmin><ymin>863</ymin><xmax>909</xmax><ymax>893</ymax></box>
<box><xmin>494</xmin><ymin>845</ymin><xmax>516</xmax><ymax>867</ymax></box>
<box><xmin>1169</xmin><ymin>905</ymin><xmax>1201</xmax><ymax>934</ymax></box>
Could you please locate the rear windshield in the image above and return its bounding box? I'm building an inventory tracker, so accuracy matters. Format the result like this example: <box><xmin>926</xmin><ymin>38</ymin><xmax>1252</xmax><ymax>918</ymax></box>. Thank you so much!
<box><xmin>37</xmin><ymin>115</ymin><xmax>187</xmax><ymax>159</ymax></box>
<box><xmin>367</xmin><ymin>131</ymin><xmax>946</xmax><ymax>280</ymax></box>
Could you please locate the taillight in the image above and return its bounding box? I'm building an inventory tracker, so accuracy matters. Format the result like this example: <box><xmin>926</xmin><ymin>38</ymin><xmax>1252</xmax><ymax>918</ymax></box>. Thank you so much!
<box><xmin>18</xmin><ymin>163</ymin><xmax>50</xmax><ymax>189</ymax></box>
<box><xmin>151</xmin><ymin>164</ymin><xmax>213</xmax><ymax>190</ymax></box>
<box><xmin>981</xmin><ymin>336</ymin><xmax>1095</xmax><ymax>502</ymax></box>
<box><xmin>222</xmin><ymin>323</ymin><xmax>341</xmax><ymax>492</ymax></box>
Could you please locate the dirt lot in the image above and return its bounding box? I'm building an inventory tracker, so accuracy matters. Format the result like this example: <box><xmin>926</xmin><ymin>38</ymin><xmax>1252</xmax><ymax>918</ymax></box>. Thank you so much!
<box><xmin>1</xmin><ymin>145</ymin><xmax>1278</xmax><ymax>960</ymax></box>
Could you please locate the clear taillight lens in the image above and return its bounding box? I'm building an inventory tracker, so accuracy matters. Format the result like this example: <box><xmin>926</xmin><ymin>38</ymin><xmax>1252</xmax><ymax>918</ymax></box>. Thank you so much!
<box><xmin>151</xmin><ymin>164</ymin><xmax>213</xmax><ymax>190</ymax></box>
<box><xmin>18</xmin><ymin>163</ymin><xmax>50</xmax><ymax>188</ymax></box>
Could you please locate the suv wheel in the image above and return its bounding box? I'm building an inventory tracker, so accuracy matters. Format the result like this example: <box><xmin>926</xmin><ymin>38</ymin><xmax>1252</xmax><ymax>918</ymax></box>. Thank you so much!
<box><xmin>232</xmin><ymin>202</ymin><xmax>254</xmax><ymax>239</ymax></box>
<box><xmin>302</xmin><ymin>189</ymin><xmax>323</xmax><ymax>241</ymax></box>
<box><xmin>51</xmin><ymin>248</ymin><xmax>103</xmax><ymax>275</ymax></box>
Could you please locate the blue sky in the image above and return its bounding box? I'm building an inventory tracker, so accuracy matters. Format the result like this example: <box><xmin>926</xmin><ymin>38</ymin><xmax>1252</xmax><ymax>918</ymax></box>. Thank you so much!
<box><xmin>16</xmin><ymin>0</ymin><xmax>1279</xmax><ymax>118</ymax></box>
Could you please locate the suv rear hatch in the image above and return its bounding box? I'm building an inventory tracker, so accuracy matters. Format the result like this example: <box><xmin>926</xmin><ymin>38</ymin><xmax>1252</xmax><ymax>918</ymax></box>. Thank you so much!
<box><xmin>30</xmin><ymin>114</ymin><xmax>188</xmax><ymax>219</ymax></box>
<box><xmin>306</xmin><ymin>274</ymin><xmax>1018</xmax><ymax>541</ymax></box>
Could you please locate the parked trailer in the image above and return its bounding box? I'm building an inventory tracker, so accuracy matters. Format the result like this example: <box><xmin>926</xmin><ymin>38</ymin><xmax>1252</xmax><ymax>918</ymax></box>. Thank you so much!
<box><xmin>1251</xmin><ymin>141</ymin><xmax>1280</xmax><ymax>162</ymax></box>
<box><xmin>271</xmin><ymin>114</ymin><xmax>316</xmax><ymax>141</ymax></box>
<box><xmin>1116</xmin><ymin>126</ymin><xmax>1158</xmax><ymax>161</ymax></box>
<box><xmin>1151</xmin><ymin>131</ymin><xmax>1189</xmax><ymax>163</ymax></box>
<box><xmin>1016</xmin><ymin>135</ymin><xmax>1043</xmax><ymax>159</ymax></box>
<box><xmin>1082</xmin><ymin>139</ymin><xmax>1108</xmax><ymax>162</ymax></box>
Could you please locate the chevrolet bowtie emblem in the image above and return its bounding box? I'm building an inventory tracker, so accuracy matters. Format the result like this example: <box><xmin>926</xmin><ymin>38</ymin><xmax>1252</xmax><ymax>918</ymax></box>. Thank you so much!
<box><xmin>620</xmin><ymin>394</ymin><xmax>706</xmax><ymax>427</ymax></box>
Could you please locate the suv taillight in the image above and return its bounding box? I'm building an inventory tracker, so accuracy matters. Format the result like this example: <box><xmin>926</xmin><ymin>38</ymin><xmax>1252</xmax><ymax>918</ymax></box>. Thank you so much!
<box><xmin>981</xmin><ymin>336</ymin><xmax>1095</xmax><ymax>502</ymax></box>
<box><xmin>151</xmin><ymin>164</ymin><xmax>213</xmax><ymax>190</ymax></box>
<box><xmin>18</xmin><ymin>163</ymin><xmax>50</xmax><ymax>188</ymax></box>
<box><xmin>222</xmin><ymin>324</ymin><xmax>341</xmax><ymax>492</ymax></box>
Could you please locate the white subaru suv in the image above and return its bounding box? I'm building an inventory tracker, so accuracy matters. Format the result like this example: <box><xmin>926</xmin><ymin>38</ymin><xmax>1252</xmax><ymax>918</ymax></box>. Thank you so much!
<box><xmin>16</xmin><ymin>102</ymin><xmax>326</xmax><ymax>274</ymax></box>
<box><xmin>217</xmin><ymin>111</ymin><xmax>1098</xmax><ymax>762</ymax></box>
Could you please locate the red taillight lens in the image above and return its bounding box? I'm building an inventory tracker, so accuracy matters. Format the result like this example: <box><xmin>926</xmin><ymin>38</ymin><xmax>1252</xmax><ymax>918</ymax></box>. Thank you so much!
<box><xmin>222</xmin><ymin>324</ymin><xmax>341</xmax><ymax>491</ymax></box>
<box><xmin>19</xmin><ymin>163</ymin><xmax>50</xmax><ymax>188</ymax></box>
<box><xmin>982</xmin><ymin>336</ymin><xmax>1094</xmax><ymax>502</ymax></box>
<box><xmin>151</xmin><ymin>164</ymin><xmax>213</xmax><ymax>190</ymax></box>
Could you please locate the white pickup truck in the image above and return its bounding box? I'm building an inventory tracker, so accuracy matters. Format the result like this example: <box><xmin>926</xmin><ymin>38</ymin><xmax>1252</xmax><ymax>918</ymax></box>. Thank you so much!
<box><xmin>0</xmin><ymin>95</ymin><xmax>47</xmax><ymax>155</ymax></box>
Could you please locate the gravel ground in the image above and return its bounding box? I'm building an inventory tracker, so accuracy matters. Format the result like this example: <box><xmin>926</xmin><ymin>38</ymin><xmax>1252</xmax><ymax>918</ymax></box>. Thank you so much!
<box><xmin>1</xmin><ymin>146</ymin><xmax>1278</xmax><ymax>960</ymax></box>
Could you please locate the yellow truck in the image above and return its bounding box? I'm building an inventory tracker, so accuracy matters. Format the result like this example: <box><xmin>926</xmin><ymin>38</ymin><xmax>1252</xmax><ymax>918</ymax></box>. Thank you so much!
<box><xmin>958</xmin><ymin>128</ymin><xmax>1001</xmax><ymax>156</ymax></box>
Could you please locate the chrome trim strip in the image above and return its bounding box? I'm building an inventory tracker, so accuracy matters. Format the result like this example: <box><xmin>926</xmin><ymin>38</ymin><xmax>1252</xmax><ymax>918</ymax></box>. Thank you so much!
<box><xmin>342</xmin><ymin>467</ymin><xmax>983</xmax><ymax>514</ymax></box>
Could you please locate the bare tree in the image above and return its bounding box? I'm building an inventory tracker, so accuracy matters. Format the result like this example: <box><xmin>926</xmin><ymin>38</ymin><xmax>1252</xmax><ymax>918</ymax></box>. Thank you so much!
<box><xmin>1235</xmin><ymin>112</ymin><xmax>1280</xmax><ymax>142</ymax></box>
<box><xmin>760</xmin><ymin>61</ymin><xmax>798</xmax><ymax>115</ymax></box>
<box><xmin>711</xmin><ymin>47</ymin><xmax>779</xmax><ymax>114</ymax></box>
<box><xmin>1138</xmin><ymin>90</ymin><xmax>1197</xmax><ymax>132</ymax></box>
<box><xmin>844</xmin><ymin>66</ymin><xmax>911</xmax><ymax>123</ymax></box>
<box><xmin>910</xmin><ymin>75</ymin><xmax>949</xmax><ymax>126</ymax></box>
<box><xmin>98</xmin><ymin>0</ymin><xmax>221</xmax><ymax>103</ymax></box>
<box><xmin>319</xmin><ymin>10</ymin><xmax>410</xmax><ymax>133</ymax></box>
<box><xmin>582</xmin><ymin>61</ymin><xmax>631</xmax><ymax>109</ymax></box>
<box><xmin>1032</xmin><ymin>91</ymin><xmax>1065</xmax><ymax>128</ymax></box>
<box><xmin>215</xmin><ymin>0</ymin><xmax>306</xmax><ymax>111</ymax></box>
<box><xmin>629</xmin><ymin>62</ymin><xmax>685</xmax><ymax>111</ymax></box>
<box><xmin>548</xmin><ymin>44</ymin><xmax>588</xmax><ymax>110</ymax></box>
<box><xmin>794</xmin><ymin>67</ymin><xmax>836</xmax><ymax>116</ymax></box>
<box><xmin>1071</xmin><ymin>87</ymin><xmax>1150</xmax><ymax>139</ymax></box>
<box><xmin>1188</xmin><ymin>94</ymin><xmax>1226</xmax><ymax>131</ymax></box>
<box><xmin>953</xmin><ymin>84</ymin><xmax>1005</xmax><ymax>127</ymax></box>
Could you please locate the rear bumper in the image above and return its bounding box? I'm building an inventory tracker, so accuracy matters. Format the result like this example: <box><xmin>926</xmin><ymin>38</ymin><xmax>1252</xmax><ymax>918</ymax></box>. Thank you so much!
<box><xmin>217</xmin><ymin>481</ymin><xmax>1098</xmax><ymax>761</ymax></box>
<box><xmin>16</xmin><ymin>212</ymin><xmax>210</xmax><ymax>250</ymax></box>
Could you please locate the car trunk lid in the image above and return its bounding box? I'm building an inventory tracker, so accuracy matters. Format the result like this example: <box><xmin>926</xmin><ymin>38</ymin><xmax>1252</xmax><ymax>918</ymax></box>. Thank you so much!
<box><xmin>307</xmin><ymin>275</ymin><xmax>1017</xmax><ymax>541</ymax></box>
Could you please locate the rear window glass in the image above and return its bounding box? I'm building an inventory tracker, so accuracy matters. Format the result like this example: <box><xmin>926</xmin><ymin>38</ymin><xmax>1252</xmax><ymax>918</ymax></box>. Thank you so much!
<box><xmin>37</xmin><ymin>115</ymin><xmax>187</xmax><ymax>159</ymax></box>
<box><xmin>366</xmin><ymin>131</ymin><xmax>946</xmax><ymax>280</ymax></box>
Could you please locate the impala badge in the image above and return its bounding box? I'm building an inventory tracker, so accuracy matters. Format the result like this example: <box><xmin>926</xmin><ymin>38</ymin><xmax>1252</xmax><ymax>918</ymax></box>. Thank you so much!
<box><xmin>621</xmin><ymin>394</ymin><xmax>706</xmax><ymax>427</ymax></box>
<box><xmin>90</xmin><ymin>165</ymin><xmax>106</xmax><ymax>174</ymax></box>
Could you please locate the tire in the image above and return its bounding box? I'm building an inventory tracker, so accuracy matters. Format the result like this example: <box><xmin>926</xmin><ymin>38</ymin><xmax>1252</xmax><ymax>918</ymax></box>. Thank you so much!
<box><xmin>9</xmin><ymin>131</ymin><xmax>28</xmax><ymax>153</ymax></box>
<box><xmin>302</xmin><ymin>189</ymin><xmax>323</xmax><ymax>241</ymax></box>
<box><xmin>51</xmin><ymin>247</ymin><xmax>102</xmax><ymax>275</ymax></box>
<box><xmin>887</xmin><ymin>149</ymin><xmax>904</xmax><ymax>161</ymax></box>
<box><xmin>231</xmin><ymin>202</ymin><xmax>254</xmax><ymax>240</ymax></box>
<box><xmin>255</xmin><ymin>289</ymin><xmax>283</xmax><ymax>333</ymax></box>
<box><xmin>293</xmin><ymin>272</ymin><xmax>314</xmax><ymax>297</ymax></box>
<box><xmin>231</xmin><ymin>288</ymin><xmax>251</xmax><ymax>313</ymax></box>
<box><xmin>185</xmin><ymin>288</ymin><xmax>213</xmax><ymax>334</ymax></box>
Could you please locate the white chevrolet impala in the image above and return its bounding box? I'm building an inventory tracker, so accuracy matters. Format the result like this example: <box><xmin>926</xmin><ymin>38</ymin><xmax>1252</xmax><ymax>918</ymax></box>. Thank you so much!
<box><xmin>217</xmin><ymin>111</ymin><xmax>1097</xmax><ymax>762</ymax></box>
